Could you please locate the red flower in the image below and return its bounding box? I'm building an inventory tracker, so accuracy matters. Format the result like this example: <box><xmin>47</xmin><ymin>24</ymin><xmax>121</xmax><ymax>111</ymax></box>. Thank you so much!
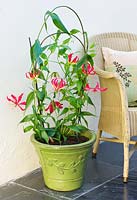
<box><xmin>26</xmin><ymin>71</ymin><xmax>40</xmax><ymax>79</ymax></box>
<box><xmin>84</xmin><ymin>82</ymin><xmax>107</xmax><ymax>92</ymax></box>
<box><xmin>55</xmin><ymin>101</ymin><xmax>63</xmax><ymax>109</ymax></box>
<box><xmin>68</xmin><ymin>53</ymin><xmax>79</xmax><ymax>64</ymax></box>
<box><xmin>45</xmin><ymin>101</ymin><xmax>63</xmax><ymax>113</ymax></box>
<box><xmin>45</xmin><ymin>102</ymin><xmax>54</xmax><ymax>113</ymax></box>
<box><xmin>91</xmin><ymin>82</ymin><xmax>107</xmax><ymax>92</ymax></box>
<box><xmin>51</xmin><ymin>78</ymin><xmax>66</xmax><ymax>91</ymax></box>
<box><xmin>7</xmin><ymin>93</ymin><xmax>26</xmax><ymax>111</ymax></box>
<box><xmin>84</xmin><ymin>83</ymin><xmax>92</xmax><ymax>91</ymax></box>
<box><xmin>82</xmin><ymin>63</ymin><xmax>96</xmax><ymax>75</ymax></box>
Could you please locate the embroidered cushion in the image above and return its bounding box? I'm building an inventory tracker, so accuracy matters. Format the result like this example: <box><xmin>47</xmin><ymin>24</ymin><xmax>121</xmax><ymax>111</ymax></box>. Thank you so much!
<box><xmin>102</xmin><ymin>47</ymin><xmax>137</xmax><ymax>106</ymax></box>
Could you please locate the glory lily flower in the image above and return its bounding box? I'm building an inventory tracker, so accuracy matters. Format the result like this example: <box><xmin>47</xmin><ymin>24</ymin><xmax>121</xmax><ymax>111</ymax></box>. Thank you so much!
<box><xmin>68</xmin><ymin>53</ymin><xmax>79</xmax><ymax>64</ymax></box>
<box><xmin>45</xmin><ymin>101</ymin><xmax>63</xmax><ymax>113</ymax></box>
<box><xmin>84</xmin><ymin>82</ymin><xmax>107</xmax><ymax>92</ymax></box>
<box><xmin>25</xmin><ymin>71</ymin><xmax>40</xmax><ymax>80</ymax></box>
<box><xmin>84</xmin><ymin>83</ymin><xmax>92</xmax><ymax>91</ymax></box>
<box><xmin>82</xmin><ymin>63</ymin><xmax>96</xmax><ymax>75</ymax></box>
<box><xmin>51</xmin><ymin>78</ymin><xmax>66</xmax><ymax>91</ymax></box>
<box><xmin>7</xmin><ymin>93</ymin><xmax>26</xmax><ymax>111</ymax></box>
<box><xmin>91</xmin><ymin>82</ymin><xmax>107</xmax><ymax>92</ymax></box>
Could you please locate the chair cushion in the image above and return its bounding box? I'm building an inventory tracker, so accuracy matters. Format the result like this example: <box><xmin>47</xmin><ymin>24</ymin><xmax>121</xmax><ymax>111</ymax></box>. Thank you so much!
<box><xmin>129</xmin><ymin>107</ymin><xmax>137</xmax><ymax>136</ymax></box>
<box><xmin>102</xmin><ymin>47</ymin><xmax>137</xmax><ymax>106</ymax></box>
<box><xmin>102</xmin><ymin>47</ymin><xmax>137</xmax><ymax>66</ymax></box>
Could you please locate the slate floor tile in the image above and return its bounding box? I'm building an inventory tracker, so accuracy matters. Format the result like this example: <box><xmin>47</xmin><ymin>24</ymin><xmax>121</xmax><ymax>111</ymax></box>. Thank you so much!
<box><xmin>15</xmin><ymin>156</ymin><xmax>122</xmax><ymax>200</ymax></box>
<box><xmin>77</xmin><ymin>169</ymin><xmax>137</xmax><ymax>200</ymax></box>
<box><xmin>93</xmin><ymin>141</ymin><xmax>137</xmax><ymax>169</ymax></box>
<box><xmin>0</xmin><ymin>182</ymin><xmax>56</xmax><ymax>200</ymax></box>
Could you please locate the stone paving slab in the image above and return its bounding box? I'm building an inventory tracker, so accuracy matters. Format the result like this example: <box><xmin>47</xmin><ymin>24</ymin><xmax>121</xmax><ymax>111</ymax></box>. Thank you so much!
<box><xmin>15</xmin><ymin>147</ymin><xmax>122</xmax><ymax>200</ymax></box>
<box><xmin>0</xmin><ymin>182</ymin><xmax>56</xmax><ymax>200</ymax></box>
<box><xmin>77</xmin><ymin>168</ymin><xmax>137</xmax><ymax>200</ymax></box>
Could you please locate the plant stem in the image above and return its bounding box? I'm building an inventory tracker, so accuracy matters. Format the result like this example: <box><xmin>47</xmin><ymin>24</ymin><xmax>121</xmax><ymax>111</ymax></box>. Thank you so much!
<box><xmin>29</xmin><ymin>37</ymin><xmax>32</xmax><ymax>48</ymax></box>
<box><xmin>37</xmin><ymin>23</ymin><xmax>45</xmax><ymax>39</ymax></box>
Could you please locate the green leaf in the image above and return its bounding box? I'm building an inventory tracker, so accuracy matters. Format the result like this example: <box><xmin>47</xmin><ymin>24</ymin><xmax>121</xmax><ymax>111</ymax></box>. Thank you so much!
<box><xmin>63</xmin><ymin>135</ymin><xmax>67</xmax><ymax>142</ymax></box>
<box><xmin>60</xmin><ymin>107</ymin><xmax>69</xmax><ymax>116</ymax></box>
<box><xmin>90</xmin><ymin>53</ymin><xmax>96</xmax><ymax>57</ymax></box>
<box><xmin>58</xmin><ymin>47</ymin><xmax>68</xmax><ymax>55</ymax></box>
<box><xmin>44</xmin><ymin>15</ymin><xmax>48</xmax><ymax>31</ymax></box>
<box><xmin>24</xmin><ymin>126</ymin><xmax>33</xmax><ymax>133</ymax></box>
<box><xmin>42</xmin><ymin>85</ymin><xmax>47</xmax><ymax>97</ymax></box>
<box><xmin>25</xmin><ymin>91</ymin><xmax>34</xmax><ymax>110</ymax></box>
<box><xmin>77</xmin><ymin>80</ymin><xmax>83</xmax><ymax>92</ymax></box>
<box><xmin>77</xmin><ymin>125</ymin><xmax>88</xmax><ymax>131</ymax></box>
<box><xmin>81</xmin><ymin>116</ymin><xmax>88</xmax><ymax>127</ymax></box>
<box><xmin>86</xmin><ymin>95</ymin><xmax>94</xmax><ymax>106</ymax></box>
<box><xmin>77</xmin><ymin>98</ymin><xmax>84</xmax><ymax>107</ymax></box>
<box><xmin>63</xmin><ymin>38</ymin><xmax>71</xmax><ymax>44</ymax></box>
<box><xmin>68</xmin><ymin>96</ymin><xmax>77</xmax><ymax>107</ymax></box>
<box><xmin>38</xmin><ymin>71</ymin><xmax>45</xmax><ymax>80</ymax></box>
<box><xmin>45</xmin><ymin>128</ymin><xmax>56</xmax><ymax>137</ymax></box>
<box><xmin>36</xmin><ymin>90</ymin><xmax>45</xmax><ymax>101</ymax></box>
<box><xmin>20</xmin><ymin>114</ymin><xmax>34</xmax><ymax>123</ymax></box>
<box><xmin>37</xmin><ymin>115</ymin><xmax>45</xmax><ymax>123</ymax></box>
<box><xmin>41</xmin><ymin>53</ymin><xmax>48</xmax><ymax>59</ymax></box>
<box><xmin>41</xmin><ymin>131</ymin><xmax>49</xmax><ymax>143</ymax></box>
<box><xmin>67</xmin><ymin>125</ymin><xmax>80</xmax><ymax>133</ymax></box>
<box><xmin>37</xmin><ymin>57</ymin><xmax>43</xmax><ymax>66</ymax></box>
<box><xmin>89</xmin><ymin>49</ymin><xmax>96</xmax><ymax>54</ymax></box>
<box><xmin>46</xmin><ymin>11</ymin><xmax>69</xmax><ymax>33</ymax></box>
<box><xmin>90</xmin><ymin>43</ymin><xmax>95</xmax><ymax>49</ymax></box>
<box><xmin>44</xmin><ymin>60</ymin><xmax>48</xmax><ymax>66</ymax></box>
<box><xmin>32</xmin><ymin>105</ymin><xmax>37</xmax><ymax>114</ymax></box>
<box><xmin>64</xmin><ymin>113</ymin><xmax>76</xmax><ymax>121</ymax></box>
<box><xmin>76</xmin><ymin>54</ymin><xmax>87</xmax><ymax>69</ymax></box>
<box><xmin>55</xmin><ymin>30</ymin><xmax>61</xmax><ymax>42</ymax></box>
<box><xmin>30</xmin><ymin>40</ymin><xmax>43</xmax><ymax>63</ymax></box>
<box><xmin>41</xmin><ymin>65</ymin><xmax>49</xmax><ymax>72</ymax></box>
<box><xmin>81</xmin><ymin>111</ymin><xmax>95</xmax><ymax>116</ymax></box>
<box><xmin>87</xmin><ymin>54</ymin><xmax>94</xmax><ymax>66</ymax></box>
<box><xmin>48</xmin><ymin>43</ymin><xmax>57</xmax><ymax>53</ymax></box>
<box><xmin>70</xmin><ymin>29</ymin><xmax>80</xmax><ymax>34</ymax></box>
<box><xmin>42</xmin><ymin>44</ymin><xmax>51</xmax><ymax>51</ymax></box>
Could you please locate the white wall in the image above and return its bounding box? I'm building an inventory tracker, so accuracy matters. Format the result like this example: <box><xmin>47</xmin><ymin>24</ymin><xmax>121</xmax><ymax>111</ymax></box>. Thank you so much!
<box><xmin>0</xmin><ymin>0</ymin><xmax>137</xmax><ymax>185</ymax></box>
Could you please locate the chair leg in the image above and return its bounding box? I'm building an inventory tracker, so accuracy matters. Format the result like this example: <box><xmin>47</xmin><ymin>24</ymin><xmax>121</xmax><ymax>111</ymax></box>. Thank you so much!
<box><xmin>123</xmin><ymin>141</ymin><xmax>129</xmax><ymax>183</ymax></box>
<box><xmin>92</xmin><ymin>129</ymin><xmax>102</xmax><ymax>158</ymax></box>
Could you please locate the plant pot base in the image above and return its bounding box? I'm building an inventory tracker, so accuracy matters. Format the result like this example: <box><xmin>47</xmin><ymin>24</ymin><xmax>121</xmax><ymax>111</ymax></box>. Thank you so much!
<box><xmin>45</xmin><ymin>177</ymin><xmax>82</xmax><ymax>191</ymax></box>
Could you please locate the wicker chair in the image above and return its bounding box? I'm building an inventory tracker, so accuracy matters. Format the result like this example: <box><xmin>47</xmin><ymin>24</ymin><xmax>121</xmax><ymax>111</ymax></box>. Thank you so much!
<box><xmin>91</xmin><ymin>32</ymin><xmax>137</xmax><ymax>183</ymax></box>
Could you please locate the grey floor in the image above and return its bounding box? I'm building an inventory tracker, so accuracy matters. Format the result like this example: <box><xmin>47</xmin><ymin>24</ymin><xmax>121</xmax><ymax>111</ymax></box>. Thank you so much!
<box><xmin>1</xmin><ymin>142</ymin><xmax>137</xmax><ymax>200</ymax></box>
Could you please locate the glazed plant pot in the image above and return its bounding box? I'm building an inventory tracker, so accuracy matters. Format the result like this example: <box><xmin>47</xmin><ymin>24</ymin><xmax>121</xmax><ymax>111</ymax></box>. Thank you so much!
<box><xmin>31</xmin><ymin>130</ymin><xmax>96</xmax><ymax>191</ymax></box>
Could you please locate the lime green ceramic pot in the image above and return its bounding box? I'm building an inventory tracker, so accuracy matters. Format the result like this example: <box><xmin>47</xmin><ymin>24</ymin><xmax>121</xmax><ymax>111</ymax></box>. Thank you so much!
<box><xmin>31</xmin><ymin>130</ymin><xmax>96</xmax><ymax>191</ymax></box>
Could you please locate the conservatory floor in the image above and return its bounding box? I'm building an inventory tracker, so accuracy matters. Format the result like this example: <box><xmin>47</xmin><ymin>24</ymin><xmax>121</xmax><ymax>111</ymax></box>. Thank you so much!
<box><xmin>1</xmin><ymin>141</ymin><xmax>137</xmax><ymax>200</ymax></box>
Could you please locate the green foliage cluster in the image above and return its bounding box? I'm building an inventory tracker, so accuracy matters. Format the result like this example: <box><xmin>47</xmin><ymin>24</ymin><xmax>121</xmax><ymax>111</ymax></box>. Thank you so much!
<box><xmin>21</xmin><ymin>6</ymin><xmax>96</xmax><ymax>144</ymax></box>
